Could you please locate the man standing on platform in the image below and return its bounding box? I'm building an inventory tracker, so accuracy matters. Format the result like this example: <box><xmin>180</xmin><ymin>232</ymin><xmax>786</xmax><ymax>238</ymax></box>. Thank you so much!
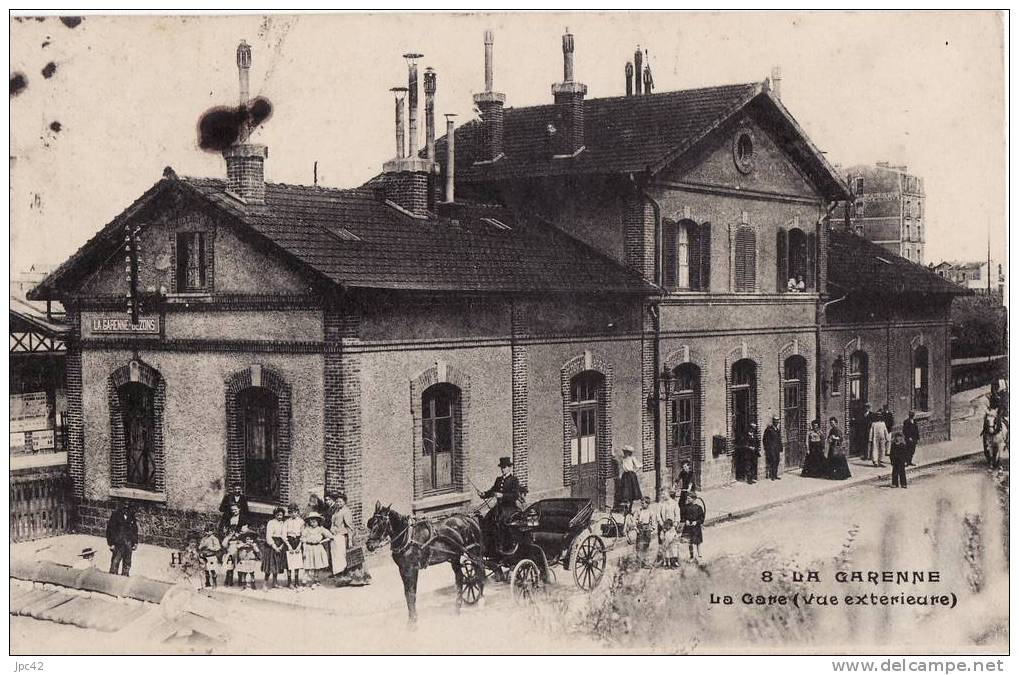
<box><xmin>903</xmin><ymin>410</ymin><xmax>921</xmax><ymax>466</ymax></box>
<box><xmin>763</xmin><ymin>415</ymin><xmax>783</xmax><ymax>481</ymax></box>
<box><xmin>106</xmin><ymin>502</ymin><xmax>138</xmax><ymax>577</ymax></box>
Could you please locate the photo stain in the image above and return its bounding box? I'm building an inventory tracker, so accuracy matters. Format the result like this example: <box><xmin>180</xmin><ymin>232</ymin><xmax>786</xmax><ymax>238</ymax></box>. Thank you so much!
<box><xmin>59</xmin><ymin>16</ymin><xmax>83</xmax><ymax>29</ymax></box>
<box><xmin>49</xmin><ymin>121</ymin><xmax>61</xmax><ymax>133</ymax></box>
<box><xmin>41</xmin><ymin>62</ymin><xmax>57</xmax><ymax>79</ymax></box>
<box><xmin>197</xmin><ymin>97</ymin><xmax>273</xmax><ymax>152</ymax></box>
<box><xmin>41</xmin><ymin>39</ymin><xmax>51</xmax><ymax>49</ymax></box>
<box><xmin>10</xmin><ymin>73</ymin><xmax>27</xmax><ymax>97</ymax></box>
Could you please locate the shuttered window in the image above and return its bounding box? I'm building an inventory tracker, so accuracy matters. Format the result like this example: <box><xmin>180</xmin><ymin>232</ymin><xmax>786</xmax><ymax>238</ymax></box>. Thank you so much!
<box><xmin>734</xmin><ymin>226</ymin><xmax>756</xmax><ymax>292</ymax></box>
<box><xmin>664</xmin><ymin>220</ymin><xmax>711</xmax><ymax>291</ymax></box>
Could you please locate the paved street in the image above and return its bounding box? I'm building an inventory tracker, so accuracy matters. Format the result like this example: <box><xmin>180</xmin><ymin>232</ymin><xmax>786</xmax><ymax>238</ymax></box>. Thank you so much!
<box><xmin>11</xmin><ymin>388</ymin><xmax>1007</xmax><ymax>654</ymax></box>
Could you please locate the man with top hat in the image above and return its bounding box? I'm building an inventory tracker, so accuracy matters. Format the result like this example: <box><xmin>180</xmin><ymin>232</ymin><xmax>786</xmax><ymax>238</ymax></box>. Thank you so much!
<box><xmin>477</xmin><ymin>456</ymin><xmax>522</xmax><ymax>555</ymax></box>
<box><xmin>763</xmin><ymin>415</ymin><xmax>783</xmax><ymax>481</ymax></box>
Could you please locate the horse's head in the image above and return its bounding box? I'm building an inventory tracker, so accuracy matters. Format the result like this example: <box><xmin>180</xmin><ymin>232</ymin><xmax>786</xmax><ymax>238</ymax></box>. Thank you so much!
<box><xmin>365</xmin><ymin>500</ymin><xmax>394</xmax><ymax>552</ymax></box>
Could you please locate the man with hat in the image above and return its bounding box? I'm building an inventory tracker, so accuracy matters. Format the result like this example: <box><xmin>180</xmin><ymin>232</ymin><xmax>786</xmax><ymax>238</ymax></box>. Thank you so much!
<box><xmin>763</xmin><ymin>415</ymin><xmax>783</xmax><ymax>481</ymax></box>
<box><xmin>477</xmin><ymin>457</ymin><xmax>522</xmax><ymax>555</ymax></box>
<box><xmin>742</xmin><ymin>423</ymin><xmax>761</xmax><ymax>484</ymax></box>
<box><xmin>106</xmin><ymin>501</ymin><xmax>138</xmax><ymax>577</ymax></box>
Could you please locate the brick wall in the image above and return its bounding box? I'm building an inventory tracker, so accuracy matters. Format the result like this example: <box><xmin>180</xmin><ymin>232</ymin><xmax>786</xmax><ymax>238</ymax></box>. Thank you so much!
<box><xmin>476</xmin><ymin>99</ymin><xmax>505</xmax><ymax>161</ymax></box>
<box><xmin>223</xmin><ymin>144</ymin><xmax>266</xmax><ymax>204</ymax></box>
<box><xmin>383</xmin><ymin>172</ymin><xmax>429</xmax><ymax>216</ymax></box>
<box><xmin>64</xmin><ymin>306</ymin><xmax>85</xmax><ymax>499</ymax></box>
<box><xmin>324</xmin><ymin>304</ymin><xmax>363</xmax><ymax>524</ymax></box>
<box><xmin>510</xmin><ymin>301</ymin><xmax>529</xmax><ymax>485</ymax></box>
<box><xmin>623</xmin><ymin>194</ymin><xmax>655</xmax><ymax>281</ymax></box>
<box><xmin>553</xmin><ymin>92</ymin><xmax>585</xmax><ymax>155</ymax></box>
<box><xmin>75</xmin><ymin>497</ymin><xmax>240</xmax><ymax>549</ymax></box>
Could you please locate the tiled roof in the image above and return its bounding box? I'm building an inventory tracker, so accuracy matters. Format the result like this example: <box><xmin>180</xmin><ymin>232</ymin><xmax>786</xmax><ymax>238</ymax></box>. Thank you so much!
<box><xmin>30</xmin><ymin>175</ymin><xmax>658</xmax><ymax>298</ymax></box>
<box><xmin>828</xmin><ymin>230</ymin><xmax>970</xmax><ymax>296</ymax></box>
<box><xmin>433</xmin><ymin>83</ymin><xmax>851</xmax><ymax>200</ymax></box>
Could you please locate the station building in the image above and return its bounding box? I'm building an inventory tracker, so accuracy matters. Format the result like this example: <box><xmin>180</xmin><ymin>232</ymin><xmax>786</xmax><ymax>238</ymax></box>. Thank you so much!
<box><xmin>29</xmin><ymin>32</ymin><xmax>964</xmax><ymax>544</ymax></box>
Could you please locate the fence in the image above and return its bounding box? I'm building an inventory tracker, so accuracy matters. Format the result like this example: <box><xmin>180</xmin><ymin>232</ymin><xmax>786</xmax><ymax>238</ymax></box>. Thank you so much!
<box><xmin>10</xmin><ymin>466</ymin><xmax>74</xmax><ymax>543</ymax></box>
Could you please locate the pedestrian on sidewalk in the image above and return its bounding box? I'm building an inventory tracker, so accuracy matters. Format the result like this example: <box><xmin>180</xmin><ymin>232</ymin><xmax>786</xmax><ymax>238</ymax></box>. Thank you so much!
<box><xmin>827</xmin><ymin>417</ymin><xmax>852</xmax><ymax>481</ymax></box>
<box><xmin>882</xmin><ymin>404</ymin><xmax>896</xmax><ymax>436</ymax></box>
<box><xmin>863</xmin><ymin>403</ymin><xmax>875</xmax><ymax>461</ymax></box>
<box><xmin>219</xmin><ymin>486</ymin><xmax>250</xmax><ymax>524</ymax></box>
<box><xmin>301</xmin><ymin>512</ymin><xmax>334</xmax><ymax>587</ymax></box>
<box><xmin>763</xmin><ymin>416</ymin><xmax>783</xmax><ymax>480</ymax></box>
<box><xmin>235</xmin><ymin>529</ymin><xmax>261</xmax><ymax>590</ymax></box>
<box><xmin>284</xmin><ymin>504</ymin><xmax>305</xmax><ymax>588</ymax></box>
<box><xmin>220</xmin><ymin>503</ymin><xmax>246</xmax><ymax>587</ymax></box>
<box><xmin>657</xmin><ymin>488</ymin><xmax>682</xmax><ymax>568</ymax></box>
<box><xmin>612</xmin><ymin>444</ymin><xmax>643</xmax><ymax>513</ymax></box>
<box><xmin>680</xmin><ymin>486</ymin><xmax>705</xmax><ymax>563</ymax></box>
<box><xmin>868</xmin><ymin>410</ymin><xmax>889</xmax><ymax>467</ymax></box>
<box><xmin>903</xmin><ymin>410</ymin><xmax>921</xmax><ymax>466</ymax></box>
<box><xmin>889</xmin><ymin>431</ymin><xmax>909</xmax><ymax>489</ymax></box>
<box><xmin>178</xmin><ymin>533</ymin><xmax>206</xmax><ymax>590</ymax></box>
<box><xmin>676</xmin><ymin>460</ymin><xmax>695</xmax><ymax>506</ymax></box>
<box><xmin>199</xmin><ymin>525</ymin><xmax>222</xmax><ymax>588</ymax></box>
<box><xmin>106</xmin><ymin>502</ymin><xmax>138</xmax><ymax>577</ymax></box>
<box><xmin>262</xmin><ymin>506</ymin><xmax>288</xmax><ymax>589</ymax></box>
<box><xmin>801</xmin><ymin>419</ymin><xmax>827</xmax><ymax>478</ymax></box>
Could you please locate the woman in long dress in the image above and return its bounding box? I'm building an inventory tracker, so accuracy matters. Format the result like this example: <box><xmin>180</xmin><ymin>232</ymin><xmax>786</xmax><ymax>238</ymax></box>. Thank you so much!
<box><xmin>801</xmin><ymin>419</ymin><xmax>828</xmax><ymax>478</ymax></box>
<box><xmin>826</xmin><ymin>417</ymin><xmax>852</xmax><ymax>480</ymax></box>
<box><xmin>329</xmin><ymin>493</ymin><xmax>354</xmax><ymax>577</ymax></box>
<box><xmin>612</xmin><ymin>444</ymin><xmax>642</xmax><ymax>512</ymax></box>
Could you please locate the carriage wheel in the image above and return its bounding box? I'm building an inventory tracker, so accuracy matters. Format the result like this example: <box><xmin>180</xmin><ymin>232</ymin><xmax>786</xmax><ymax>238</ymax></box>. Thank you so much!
<box><xmin>510</xmin><ymin>559</ymin><xmax>544</xmax><ymax>603</ymax></box>
<box><xmin>572</xmin><ymin>535</ymin><xmax>607</xmax><ymax>591</ymax></box>
<box><xmin>458</xmin><ymin>553</ymin><xmax>485</xmax><ymax>606</ymax></box>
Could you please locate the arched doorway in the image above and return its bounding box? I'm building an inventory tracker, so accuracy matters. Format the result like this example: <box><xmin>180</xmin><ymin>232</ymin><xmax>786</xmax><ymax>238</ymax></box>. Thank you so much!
<box><xmin>667</xmin><ymin>363</ymin><xmax>701</xmax><ymax>486</ymax></box>
<box><xmin>848</xmin><ymin>350</ymin><xmax>870</xmax><ymax>456</ymax></box>
<box><xmin>782</xmin><ymin>355</ymin><xmax>808</xmax><ymax>468</ymax></box>
<box><xmin>568</xmin><ymin>370</ymin><xmax>605</xmax><ymax>502</ymax></box>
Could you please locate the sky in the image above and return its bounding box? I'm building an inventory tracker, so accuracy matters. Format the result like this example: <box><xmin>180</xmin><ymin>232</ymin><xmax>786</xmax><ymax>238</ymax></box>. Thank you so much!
<box><xmin>9</xmin><ymin>11</ymin><xmax>1007</xmax><ymax>273</ymax></box>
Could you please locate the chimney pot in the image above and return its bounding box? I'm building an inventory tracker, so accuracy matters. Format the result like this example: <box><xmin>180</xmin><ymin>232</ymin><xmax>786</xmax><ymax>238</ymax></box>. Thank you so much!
<box><xmin>404</xmin><ymin>53</ymin><xmax>423</xmax><ymax>158</ymax></box>
<box><xmin>390</xmin><ymin>86</ymin><xmax>408</xmax><ymax>158</ymax></box>
<box><xmin>424</xmin><ymin>68</ymin><xmax>437</xmax><ymax>163</ymax></box>
<box><xmin>473</xmin><ymin>31</ymin><xmax>506</xmax><ymax>162</ymax></box>
<box><xmin>444</xmin><ymin>113</ymin><xmax>457</xmax><ymax>203</ymax></box>
<box><xmin>634</xmin><ymin>46</ymin><xmax>643</xmax><ymax>96</ymax></box>
<box><xmin>625</xmin><ymin>62</ymin><xmax>634</xmax><ymax>96</ymax></box>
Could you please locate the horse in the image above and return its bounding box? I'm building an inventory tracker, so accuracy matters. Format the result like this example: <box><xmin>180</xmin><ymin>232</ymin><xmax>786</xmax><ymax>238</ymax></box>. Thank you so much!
<box><xmin>364</xmin><ymin>501</ymin><xmax>483</xmax><ymax>623</ymax></box>
<box><xmin>981</xmin><ymin>410</ymin><xmax>1009</xmax><ymax>469</ymax></box>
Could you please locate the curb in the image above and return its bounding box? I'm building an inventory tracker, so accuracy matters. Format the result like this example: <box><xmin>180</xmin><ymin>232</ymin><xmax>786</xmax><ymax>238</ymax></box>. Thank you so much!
<box><xmin>704</xmin><ymin>451</ymin><xmax>985</xmax><ymax>528</ymax></box>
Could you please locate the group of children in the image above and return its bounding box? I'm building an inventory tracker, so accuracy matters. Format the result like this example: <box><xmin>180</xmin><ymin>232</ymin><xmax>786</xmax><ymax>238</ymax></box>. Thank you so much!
<box><xmin>177</xmin><ymin>496</ymin><xmax>353</xmax><ymax>592</ymax></box>
<box><xmin>629</xmin><ymin>460</ymin><xmax>706</xmax><ymax>569</ymax></box>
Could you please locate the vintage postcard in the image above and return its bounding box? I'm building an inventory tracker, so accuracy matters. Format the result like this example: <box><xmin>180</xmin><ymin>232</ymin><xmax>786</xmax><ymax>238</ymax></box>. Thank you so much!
<box><xmin>8</xmin><ymin>10</ymin><xmax>1008</xmax><ymax>658</ymax></box>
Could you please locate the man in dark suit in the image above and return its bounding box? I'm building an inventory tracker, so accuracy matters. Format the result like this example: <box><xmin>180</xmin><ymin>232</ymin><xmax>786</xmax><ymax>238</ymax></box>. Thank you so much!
<box><xmin>903</xmin><ymin>410</ymin><xmax>921</xmax><ymax>466</ymax></box>
<box><xmin>882</xmin><ymin>405</ymin><xmax>896</xmax><ymax>435</ymax></box>
<box><xmin>106</xmin><ymin>502</ymin><xmax>138</xmax><ymax>576</ymax></box>
<box><xmin>477</xmin><ymin>457</ymin><xmax>522</xmax><ymax>554</ymax></box>
<box><xmin>763</xmin><ymin>415</ymin><xmax>783</xmax><ymax>480</ymax></box>
<box><xmin>744</xmin><ymin>424</ymin><xmax>761</xmax><ymax>484</ymax></box>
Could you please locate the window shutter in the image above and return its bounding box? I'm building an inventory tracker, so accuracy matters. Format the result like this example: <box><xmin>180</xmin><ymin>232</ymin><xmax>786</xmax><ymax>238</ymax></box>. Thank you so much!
<box><xmin>746</xmin><ymin>230</ymin><xmax>757</xmax><ymax>292</ymax></box>
<box><xmin>776</xmin><ymin>228</ymin><xmax>788</xmax><ymax>292</ymax></box>
<box><xmin>663</xmin><ymin>222</ymin><xmax>677</xmax><ymax>289</ymax></box>
<box><xmin>687</xmin><ymin>223</ymin><xmax>701</xmax><ymax>290</ymax></box>
<box><xmin>699</xmin><ymin>222</ymin><xmax>712</xmax><ymax>292</ymax></box>
<box><xmin>806</xmin><ymin>231</ymin><xmax>817</xmax><ymax>290</ymax></box>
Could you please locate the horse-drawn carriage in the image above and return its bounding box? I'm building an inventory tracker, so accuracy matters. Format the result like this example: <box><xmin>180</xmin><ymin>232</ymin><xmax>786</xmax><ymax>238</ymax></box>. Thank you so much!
<box><xmin>365</xmin><ymin>496</ymin><xmax>607</xmax><ymax>620</ymax></box>
<box><xmin>457</xmin><ymin>497</ymin><xmax>607</xmax><ymax>604</ymax></box>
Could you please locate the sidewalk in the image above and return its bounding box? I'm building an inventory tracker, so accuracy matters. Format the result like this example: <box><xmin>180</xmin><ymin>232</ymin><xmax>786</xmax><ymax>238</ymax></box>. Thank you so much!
<box><xmin>685</xmin><ymin>386</ymin><xmax>993</xmax><ymax>528</ymax></box>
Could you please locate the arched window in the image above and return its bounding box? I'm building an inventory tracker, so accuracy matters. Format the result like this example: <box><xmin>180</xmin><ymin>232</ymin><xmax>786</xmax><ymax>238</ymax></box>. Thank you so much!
<box><xmin>730</xmin><ymin>359</ymin><xmax>758</xmax><ymax>442</ymax></box>
<box><xmin>830</xmin><ymin>358</ymin><xmax>844</xmax><ymax>396</ymax></box>
<box><xmin>420</xmin><ymin>383</ymin><xmax>461</xmax><ymax>494</ymax></box>
<box><xmin>667</xmin><ymin>363</ymin><xmax>701</xmax><ymax>474</ymax></box>
<box><xmin>568</xmin><ymin>370</ymin><xmax>605</xmax><ymax>501</ymax></box>
<box><xmin>238</xmin><ymin>387</ymin><xmax>279</xmax><ymax>501</ymax></box>
<box><xmin>912</xmin><ymin>346</ymin><xmax>929</xmax><ymax>412</ymax></box>
<box><xmin>118</xmin><ymin>382</ymin><xmax>155</xmax><ymax>489</ymax></box>
<box><xmin>734</xmin><ymin>227</ymin><xmax>757</xmax><ymax>292</ymax></box>
<box><xmin>782</xmin><ymin>355</ymin><xmax>808</xmax><ymax>468</ymax></box>
<box><xmin>664</xmin><ymin>220</ymin><xmax>712</xmax><ymax>291</ymax></box>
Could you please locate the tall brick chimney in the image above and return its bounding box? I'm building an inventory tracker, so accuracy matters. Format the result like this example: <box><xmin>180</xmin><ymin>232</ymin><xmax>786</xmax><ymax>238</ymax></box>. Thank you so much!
<box><xmin>223</xmin><ymin>40</ymin><xmax>267</xmax><ymax>205</ymax></box>
<box><xmin>634</xmin><ymin>46</ymin><xmax>643</xmax><ymax>96</ymax></box>
<box><xmin>424</xmin><ymin>67</ymin><xmax>437</xmax><ymax>162</ymax></box>
<box><xmin>551</xmin><ymin>29</ymin><xmax>587</xmax><ymax>156</ymax></box>
<box><xmin>382</xmin><ymin>56</ymin><xmax>432</xmax><ymax>216</ymax></box>
<box><xmin>472</xmin><ymin>30</ymin><xmax>506</xmax><ymax>163</ymax></box>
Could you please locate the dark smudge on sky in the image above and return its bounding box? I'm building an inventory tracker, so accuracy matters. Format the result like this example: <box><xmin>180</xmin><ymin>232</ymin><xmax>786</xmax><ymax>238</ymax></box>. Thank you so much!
<box><xmin>10</xmin><ymin>73</ymin><xmax>27</xmax><ymax>96</ymax></box>
<box><xmin>197</xmin><ymin>97</ymin><xmax>273</xmax><ymax>152</ymax></box>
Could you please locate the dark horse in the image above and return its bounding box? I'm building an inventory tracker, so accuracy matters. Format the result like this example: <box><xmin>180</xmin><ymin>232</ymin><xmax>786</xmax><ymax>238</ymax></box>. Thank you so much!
<box><xmin>365</xmin><ymin>501</ymin><xmax>483</xmax><ymax>622</ymax></box>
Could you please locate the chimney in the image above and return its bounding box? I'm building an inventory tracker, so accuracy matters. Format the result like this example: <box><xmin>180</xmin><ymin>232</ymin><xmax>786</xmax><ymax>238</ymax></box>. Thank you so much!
<box><xmin>634</xmin><ymin>46</ymin><xmax>643</xmax><ymax>95</ymax></box>
<box><xmin>404</xmin><ymin>53</ymin><xmax>423</xmax><ymax>158</ymax></box>
<box><xmin>390</xmin><ymin>86</ymin><xmax>407</xmax><ymax>158</ymax></box>
<box><xmin>424</xmin><ymin>67</ymin><xmax>437</xmax><ymax>162</ymax></box>
<box><xmin>444</xmin><ymin>113</ymin><xmax>457</xmax><ymax>203</ymax></box>
<box><xmin>223</xmin><ymin>39</ymin><xmax>267</xmax><ymax>204</ymax></box>
<box><xmin>472</xmin><ymin>30</ymin><xmax>506</xmax><ymax>163</ymax></box>
<box><xmin>625</xmin><ymin>61</ymin><xmax>634</xmax><ymax>96</ymax></box>
<box><xmin>551</xmin><ymin>28</ymin><xmax>587</xmax><ymax>156</ymax></box>
<box><xmin>770</xmin><ymin>66</ymin><xmax>782</xmax><ymax>100</ymax></box>
<box><xmin>642</xmin><ymin>64</ymin><xmax>654</xmax><ymax>94</ymax></box>
<box><xmin>382</xmin><ymin>64</ymin><xmax>430</xmax><ymax>216</ymax></box>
